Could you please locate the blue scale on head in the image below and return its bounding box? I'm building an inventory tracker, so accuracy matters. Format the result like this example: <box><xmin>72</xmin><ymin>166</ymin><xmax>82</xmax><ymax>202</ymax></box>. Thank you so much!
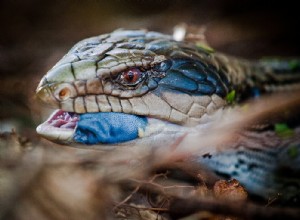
<box><xmin>74</xmin><ymin>112</ymin><xmax>148</xmax><ymax>145</ymax></box>
<box><xmin>158</xmin><ymin>69</ymin><xmax>199</xmax><ymax>92</ymax></box>
<box><xmin>161</xmin><ymin>58</ymin><xmax>229</xmax><ymax>97</ymax></box>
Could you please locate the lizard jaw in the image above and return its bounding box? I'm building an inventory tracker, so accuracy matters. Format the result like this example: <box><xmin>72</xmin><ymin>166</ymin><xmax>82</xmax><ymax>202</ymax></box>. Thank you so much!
<box><xmin>36</xmin><ymin>109</ymin><xmax>188</xmax><ymax>146</ymax></box>
<box><xmin>36</xmin><ymin>109</ymin><xmax>149</xmax><ymax>145</ymax></box>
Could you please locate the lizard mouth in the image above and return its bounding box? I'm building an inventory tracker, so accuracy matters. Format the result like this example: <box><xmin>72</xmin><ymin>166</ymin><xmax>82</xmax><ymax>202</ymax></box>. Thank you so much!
<box><xmin>36</xmin><ymin>110</ymin><xmax>149</xmax><ymax>145</ymax></box>
<box><xmin>46</xmin><ymin>110</ymin><xmax>79</xmax><ymax>129</ymax></box>
<box><xmin>36</xmin><ymin>110</ymin><xmax>79</xmax><ymax>143</ymax></box>
<box><xmin>36</xmin><ymin>109</ymin><xmax>188</xmax><ymax>146</ymax></box>
<box><xmin>36</xmin><ymin>110</ymin><xmax>186</xmax><ymax>145</ymax></box>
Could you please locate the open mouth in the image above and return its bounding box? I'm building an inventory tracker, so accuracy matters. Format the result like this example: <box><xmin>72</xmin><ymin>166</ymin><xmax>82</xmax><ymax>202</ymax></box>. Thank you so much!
<box><xmin>47</xmin><ymin>110</ymin><xmax>79</xmax><ymax>129</ymax></box>
<box><xmin>36</xmin><ymin>110</ymin><xmax>79</xmax><ymax>143</ymax></box>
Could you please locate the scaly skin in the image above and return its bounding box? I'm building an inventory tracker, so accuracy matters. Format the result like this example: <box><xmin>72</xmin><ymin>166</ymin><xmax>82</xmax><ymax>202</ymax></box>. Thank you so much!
<box><xmin>36</xmin><ymin>29</ymin><xmax>300</xmax><ymax>200</ymax></box>
<box><xmin>36</xmin><ymin>30</ymin><xmax>256</xmax><ymax>122</ymax></box>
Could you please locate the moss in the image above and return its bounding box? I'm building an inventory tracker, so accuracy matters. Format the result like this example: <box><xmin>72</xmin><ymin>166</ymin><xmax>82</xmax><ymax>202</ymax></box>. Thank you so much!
<box><xmin>274</xmin><ymin>123</ymin><xmax>294</xmax><ymax>138</ymax></box>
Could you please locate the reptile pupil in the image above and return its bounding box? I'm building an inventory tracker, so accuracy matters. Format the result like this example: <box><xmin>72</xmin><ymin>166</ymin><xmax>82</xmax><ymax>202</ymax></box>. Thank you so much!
<box><xmin>123</xmin><ymin>68</ymin><xmax>141</xmax><ymax>84</ymax></box>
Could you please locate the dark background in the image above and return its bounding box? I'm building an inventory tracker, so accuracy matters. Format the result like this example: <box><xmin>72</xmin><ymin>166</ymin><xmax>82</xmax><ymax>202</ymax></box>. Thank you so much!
<box><xmin>0</xmin><ymin>0</ymin><xmax>299</xmax><ymax>134</ymax></box>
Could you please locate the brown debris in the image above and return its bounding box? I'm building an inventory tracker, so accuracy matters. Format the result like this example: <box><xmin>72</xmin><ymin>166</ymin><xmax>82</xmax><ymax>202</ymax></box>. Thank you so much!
<box><xmin>213</xmin><ymin>179</ymin><xmax>248</xmax><ymax>201</ymax></box>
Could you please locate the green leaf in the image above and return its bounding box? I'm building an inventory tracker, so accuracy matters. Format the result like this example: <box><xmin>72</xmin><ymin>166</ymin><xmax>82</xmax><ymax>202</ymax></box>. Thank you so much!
<box><xmin>287</xmin><ymin>145</ymin><xmax>298</xmax><ymax>159</ymax></box>
<box><xmin>275</xmin><ymin>123</ymin><xmax>294</xmax><ymax>138</ymax></box>
<box><xmin>226</xmin><ymin>90</ymin><xmax>236</xmax><ymax>104</ymax></box>
<box><xmin>288</xmin><ymin>59</ymin><xmax>300</xmax><ymax>70</ymax></box>
<box><xmin>196</xmin><ymin>43</ymin><xmax>214</xmax><ymax>53</ymax></box>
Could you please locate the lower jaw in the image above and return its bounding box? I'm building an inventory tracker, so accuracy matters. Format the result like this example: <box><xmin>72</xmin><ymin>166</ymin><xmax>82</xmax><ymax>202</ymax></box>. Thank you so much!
<box><xmin>36</xmin><ymin>109</ymin><xmax>187</xmax><ymax>146</ymax></box>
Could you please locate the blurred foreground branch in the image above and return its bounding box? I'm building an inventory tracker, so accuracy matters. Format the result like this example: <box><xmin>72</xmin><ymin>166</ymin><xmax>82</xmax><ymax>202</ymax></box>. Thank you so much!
<box><xmin>1</xmin><ymin>92</ymin><xmax>300</xmax><ymax>219</ymax></box>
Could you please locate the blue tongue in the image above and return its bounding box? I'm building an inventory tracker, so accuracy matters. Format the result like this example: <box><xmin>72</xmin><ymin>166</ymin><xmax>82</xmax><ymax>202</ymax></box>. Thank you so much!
<box><xmin>73</xmin><ymin>112</ymin><xmax>148</xmax><ymax>145</ymax></box>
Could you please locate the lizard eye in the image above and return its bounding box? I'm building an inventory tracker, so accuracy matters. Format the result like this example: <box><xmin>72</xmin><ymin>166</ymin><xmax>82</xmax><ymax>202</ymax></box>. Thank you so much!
<box><xmin>118</xmin><ymin>68</ymin><xmax>144</xmax><ymax>86</ymax></box>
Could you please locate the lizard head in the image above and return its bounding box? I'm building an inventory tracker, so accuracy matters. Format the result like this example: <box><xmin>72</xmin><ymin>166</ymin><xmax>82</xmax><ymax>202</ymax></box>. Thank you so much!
<box><xmin>36</xmin><ymin>29</ymin><xmax>229</xmax><ymax>146</ymax></box>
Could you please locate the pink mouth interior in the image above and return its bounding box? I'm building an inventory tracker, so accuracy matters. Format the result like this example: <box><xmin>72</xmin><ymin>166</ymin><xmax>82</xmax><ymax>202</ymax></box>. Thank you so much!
<box><xmin>48</xmin><ymin>110</ymin><xmax>79</xmax><ymax>129</ymax></box>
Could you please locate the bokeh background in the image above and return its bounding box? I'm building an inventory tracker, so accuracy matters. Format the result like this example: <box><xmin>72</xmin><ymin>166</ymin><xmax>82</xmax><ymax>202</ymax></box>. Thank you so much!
<box><xmin>1</xmin><ymin>0</ymin><xmax>300</xmax><ymax>135</ymax></box>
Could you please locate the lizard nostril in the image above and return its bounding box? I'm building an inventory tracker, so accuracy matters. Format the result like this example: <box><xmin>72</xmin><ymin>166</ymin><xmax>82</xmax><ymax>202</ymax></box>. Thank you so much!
<box><xmin>58</xmin><ymin>87</ymin><xmax>71</xmax><ymax>100</ymax></box>
<box><xmin>52</xmin><ymin>83</ymin><xmax>77</xmax><ymax>102</ymax></box>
